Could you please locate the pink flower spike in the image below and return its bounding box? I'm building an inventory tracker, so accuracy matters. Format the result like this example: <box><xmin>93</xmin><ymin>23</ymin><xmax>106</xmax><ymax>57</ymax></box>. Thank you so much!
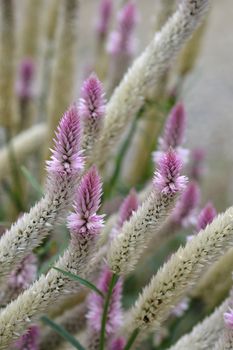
<box><xmin>46</xmin><ymin>105</ymin><xmax>84</xmax><ymax>176</ymax></box>
<box><xmin>172</xmin><ymin>181</ymin><xmax>201</xmax><ymax>227</ymax></box>
<box><xmin>110</xmin><ymin>337</ymin><xmax>126</xmax><ymax>350</ymax></box>
<box><xmin>15</xmin><ymin>325</ymin><xmax>40</xmax><ymax>350</ymax></box>
<box><xmin>96</xmin><ymin>0</ymin><xmax>113</xmax><ymax>39</ymax></box>
<box><xmin>67</xmin><ymin>166</ymin><xmax>104</xmax><ymax>236</ymax></box>
<box><xmin>8</xmin><ymin>254</ymin><xmax>37</xmax><ymax>291</ymax></box>
<box><xmin>87</xmin><ymin>266</ymin><xmax>123</xmax><ymax>335</ymax></box>
<box><xmin>16</xmin><ymin>58</ymin><xmax>35</xmax><ymax>100</ymax></box>
<box><xmin>162</xmin><ymin>103</ymin><xmax>186</xmax><ymax>150</ymax></box>
<box><xmin>224</xmin><ymin>308</ymin><xmax>233</xmax><ymax>329</ymax></box>
<box><xmin>107</xmin><ymin>1</ymin><xmax>139</xmax><ymax>56</ymax></box>
<box><xmin>190</xmin><ymin>148</ymin><xmax>206</xmax><ymax>181</ymax></box>
<box><xmin>117</xmin><ymin>189</ymin><xmax>138</xmax><ymax>228</ymax></box>
<box><xmin>79</xmin><ymin>73</ymin><xmax>106</xmax><ymax>121</ymax></box>
<box><xmin>196</xmin><ymin>202</ymin><xmax>217</xmax><ymax>231</ymax></box>
<box><xmin>153</xmin><ymin>149</ymin><xmax>187</xmax><ymax>195</ymax></box>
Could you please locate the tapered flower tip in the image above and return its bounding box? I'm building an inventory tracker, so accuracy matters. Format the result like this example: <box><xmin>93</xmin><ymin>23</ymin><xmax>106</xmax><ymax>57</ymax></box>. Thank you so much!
<box><xmin>9</xmin><ymin>254</ymin><xmax>37</xmax><ymax>290</ymax></box>
<box><xmin>162</xmin><ymin>102</ymin><xmax>186</xmax><ymax>150</ymax></box>
<box><xmin>46</xmin><ymin>105</ymin><xmax>84</xmax><ymax>175</ymax></box>
<box><xmin>79</xmin><ymin>73</ymin><xmax>106</xmax><ymax>120</ymax></box>
<box><xmin>16</xmin><ymin>58</ymin><xmax>35</xmax><ymax>99</ymax></box>
<box><xmin>68</xmin><ymin>166</ymin><xmax>104</xmax><ymax>235</ymax></box>
<box><xmin>172</xmin><ymin>181</ymin><xmax>200</xmax><ymax>226</ymax></box>
<box><xmin>96</xmin><ymin>0</ymin><xmax>113</xmax><ymax>37</ymax></box>
<box><xmin>224</xmin><ymin>308</ymin><xmax>233</xmax><ymax>329</ymax></box>
<box><xmin>190</xmin><ymin>148</ymin><xmax>205</xmax><ymax>180</ymax></box>
<box><xmin>153</xmin><ymin>149</ymin><xmax>187</xmax><ymax>195</ymax></box>
<box><xmin>196</xmin><ymin>202</ymin><xmax>217</xmax><ymax>231</ymax></box>
<box><xmin>107</xmin><ymin>1</ymin><xmax>138</xmax><ymax>55</ymax></box>
<box><xmin>117</xmin><ymin>189</ymin><xmax>138</xmax><ymax>228</ymax></box>
<box><xmin>15</xmin><ymin>325</ymin><xmax>40</xmax><ymax>350</ymax></box>
<box><xmin>110</xmin><ymin>337</ymin><xmax>126</xmax><ymax>350</ymax></box>
<box><xmin>87</xmin><ymin>266</ymin><xmax>123</xmax><ymax>334</ymax></box>
<box><xmin>118</xmin><ymin>1</ymin><xmax>139</xmax><ymax>30</ymax></box>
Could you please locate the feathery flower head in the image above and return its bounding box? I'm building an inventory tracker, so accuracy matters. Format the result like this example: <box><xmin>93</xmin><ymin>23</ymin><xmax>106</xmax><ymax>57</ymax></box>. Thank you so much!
<box><xmin>87</xmin><ymin>266</ymin><xmax>123</xmax><ymax>334</ymax></box>
<box><xmin>153</xmin><ymin>103</ymin><xmax>189</xmax><ymax>163</ymax></box>
<box><xmin>110</xmin><ymin>337</ymin><xmax>126</xmax><ymax>350</ymax></box>
<box><xmin>79</xmin><ymin>73</ymin><xmax>106</xmax><ymax>121</ymax></box>
<box><xmin>14</xmin><ymin>325</ymin><xmax>40</xmax><ymax>350</ymax></box>
<box><xmin>196</xmin><ymin>202</ymin><xmax>217</xmax><ymax>231</ymax></box>
<box><xmin>67</xmin><ymin>166</ymin><xmax>104</xmax><ymax>236</ymax></box>
<box><xmin>224</xmin><ymin>308</ymin><xmax>233</xmax><ymax>329</ymax></box>
<box><xmin>96</xmin><ymin>0</ymin><xmax>113</xmax><ymax>39</ymax></box>
<box><xmin>153</xmin><ymin>149</ymin><xmax>187</xmax><ymax>195</ymax></box>
<box><xmin>117</xmin><ymin>189</ymin><xmax>138</xmax><ymax>228</ymax></box>
<box><xmin>8</xmin><ymin>254</ymin><xmax>37</xmax><ymax>290</ymax></box>
<box><xmin>46</xmin><ymin>105</ymin><xmax>84</xmax><ymax>176</ymax></box>
<box><xmin>190</xmin><ymin>148</ymin><xmax>205</xmax><ymax>181</ymax></box>
<box><xmin>172</xmin><ymin>181</ymin><xmax>200</xmax><ymax>226</ymax></box>
<box><xmin>107</xmin><ymin>1</ymin><xmax>138</xmax><ymax>56</ymax></box>
<box><xmin>16</xmin><ymin>58</ymin><xmax>35</xmax><ymax>100</ymax></box>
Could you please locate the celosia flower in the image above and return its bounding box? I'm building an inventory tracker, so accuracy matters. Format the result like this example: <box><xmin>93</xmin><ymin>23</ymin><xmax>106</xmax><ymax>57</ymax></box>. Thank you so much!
<box><xmin>108</xmin><ymin>150</ymin><xmax>187</xmax><ymax>275</ymax></box>
<box><xmin>172</xmin><ymin>181</ymin><xmax>201</xmax><ymax>227</ymax></box>
<box><xmin>107</xmin><ymin>1</ymin><xmax>138</xmax><ymax>56</ymax></box>
<box><xmin>153</xmin><ymin>103</ymin><xmax>189</xmax><ymax>163</ymax></box>
<box><xmin>109</xmin><ymin>337</ymin><xmax>126</xmax><ymax>350</ymax></box>
<box><xmin>16</xmin><ymin>58</ymin><xmax>35</xmax><ymax>101</ymax></box>
<box><xmin>0</xmin><ymin>168</ymin><xmax>103</xmax><ymax>348</ymax></box>
<box><xmin>87</xmin><ymin>266</ymin><xmax>123</xmax><ymax>335</ymax></box>
<box><xmin>91</xmin><ymin>0</ymin><xmax>210</xmax><ymax>170</ymax></box>
<box><xmin>0</xmin><ymin>104</ymin><xmax>84</xmax><ymax>284</ymax></box>
<box><xmin>117</xmin><ymin>189</ymin><xmax>138</xmax><ymax>229</ymax></box>
<box><xmin>153</xmin><ymin>149</ymin><xmax>187</xmax><ymax>195</ymax></box>
<box><xmin>46</xmin><ymin>105</ymin><xmax>83</xmax><ymax>176</ymax></box>
<box><xmin>196</xmin><ymin>202</ymin><xmax>217</xmax><ymax>231</ymax></box>
<box><xmin>79</xmin><ymin>74</ymin><xmax>105</xmax><ymax>121</ymax></box>
<box><xmin>68</xmin><ymin>165</ymin><xmax>104</xmax><ymax>236</ymax></box>
<box><xmin>14</xmin><ymin>325</ymin><xmax>40</xmax><ymax>350</ymax></box>
<box><xmin>189</xmin><ymin>148</ymin><xmax>205</xmax><ymax>181</ymax></box>
<box><xmin>8</xmin><ymin>254</ymin><xmax>37</xmax><ymax>291</ymax></box>
<box><xmin>79</xmin><ymin>74</ymin><xmax>106</xmax><ymax>155</ymax></box>
<box><xmin>96</xmin><ymin>0</ymin><xmax>113</xmax><ymax>40</ymax></box>
<box><xmin>124</xmin><ymin>206</ymin><xmax>233</xmax><ymax>334</ymax></box>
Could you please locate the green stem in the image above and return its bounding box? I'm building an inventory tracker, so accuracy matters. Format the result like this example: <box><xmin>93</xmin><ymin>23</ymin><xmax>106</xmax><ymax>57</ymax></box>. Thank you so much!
<box><xmin>124</xmin><ymin>328</ymin><xmax>140</xmax><ymax>350</ymax></box>
<box><xmin>99</xmin><ymin>273</ymin><xmax>118</xmax><ymax>350</ymax></box>
<box><xmin>104</xmin><ymin>106</ymin><xmax>145</xmax><ymax>200</ymax></box>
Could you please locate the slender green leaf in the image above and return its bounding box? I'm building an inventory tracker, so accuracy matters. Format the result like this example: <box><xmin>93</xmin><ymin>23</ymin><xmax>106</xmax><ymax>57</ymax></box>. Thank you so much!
<box><xmin>21</xmin><ymin>165</ymin><xmax>44</xmax><ymax>196</ymax></box>
<box><xmin>53</xmin><ymin>267</ymin><xmax>104</xmax><ymax>297</ymax></box>
<box><xmin>41</xmin><ymin>316</ymin><xmax>86</xmax><ymax>350</ymax></box>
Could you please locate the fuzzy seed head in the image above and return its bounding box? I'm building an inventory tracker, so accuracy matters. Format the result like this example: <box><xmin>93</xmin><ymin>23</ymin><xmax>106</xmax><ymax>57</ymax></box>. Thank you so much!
<box><xmin>67</xmin><ymin>166</ymin><xmax>104</xmax><ymax>236</ymax></box>
<box><xmin>153</xmin><ymin>149</ymin><xmax>187</xmax><ymax>195</ymax></box>
<box><xmin>46</xmin><ymin>105</ymin><xmax>84</xmax><ymax>176</ymax></box>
